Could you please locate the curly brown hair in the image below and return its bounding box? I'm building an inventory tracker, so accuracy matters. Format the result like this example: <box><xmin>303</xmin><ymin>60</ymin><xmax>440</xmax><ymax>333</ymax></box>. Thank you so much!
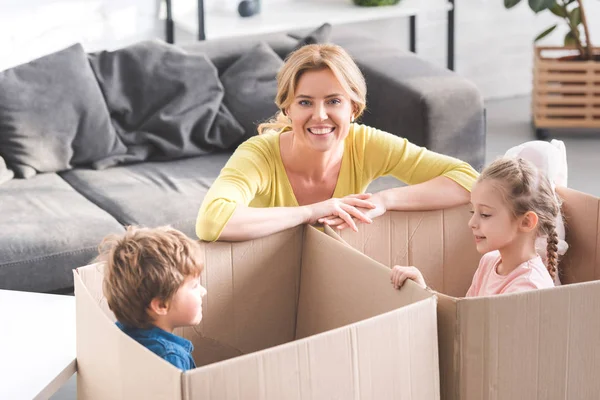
<box><xmin>479</xmin><ymin>157</ymin><xmax>561</xmax><ymax>279</ymax></box>
<box><xmin>97</xmin><ymin>226</ymin><xmax>204</xmax><ymax>328</ymax></box>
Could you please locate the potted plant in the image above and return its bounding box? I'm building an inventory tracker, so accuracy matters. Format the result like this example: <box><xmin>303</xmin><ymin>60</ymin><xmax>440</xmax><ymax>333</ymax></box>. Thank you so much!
<box><xmin>504</xmin><ymin>0</ymin><xmax>599</xmax><ymax>139</ymax></box>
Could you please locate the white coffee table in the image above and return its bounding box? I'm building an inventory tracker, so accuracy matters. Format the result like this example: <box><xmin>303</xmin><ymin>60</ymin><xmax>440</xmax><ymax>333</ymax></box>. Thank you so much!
<box><xmin>0</xmin><ymin>290</ymin><xmax>76</xmax><ymax>400</ymax></box>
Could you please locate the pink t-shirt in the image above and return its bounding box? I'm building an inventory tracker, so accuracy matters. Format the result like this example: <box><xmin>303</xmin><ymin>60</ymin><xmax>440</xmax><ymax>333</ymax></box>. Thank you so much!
<box><xmin>466</xmin><ymin>250</ymin><xmax>555</xmax><ymax>297</ymax></box>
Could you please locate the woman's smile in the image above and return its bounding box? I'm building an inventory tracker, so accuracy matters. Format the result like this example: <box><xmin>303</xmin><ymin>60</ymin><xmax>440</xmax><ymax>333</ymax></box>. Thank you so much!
<box><xmin>307</xmin><ymin>126</ymin><xmax>336</xmax><ymax>136</ymax></box>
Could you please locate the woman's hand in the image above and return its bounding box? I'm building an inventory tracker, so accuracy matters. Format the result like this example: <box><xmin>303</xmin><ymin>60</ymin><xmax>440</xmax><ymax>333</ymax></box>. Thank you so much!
<box><xmin>318</xmin><ymin>192</ymin><xmax>387</xmax><ymax>231</ymax></box>
<box><xmin>390</xmin><ymin>266</ymin><xmax>426</xmax><ymax>290</ymax></box>
<box><xmin>305</xmin><ymin>194</ymin><xmax>376</xmax><ymax>232</ymax></box>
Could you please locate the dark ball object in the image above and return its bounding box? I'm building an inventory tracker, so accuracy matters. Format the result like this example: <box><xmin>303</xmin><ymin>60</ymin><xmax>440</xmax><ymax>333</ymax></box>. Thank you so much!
<box><xmin>353</xmin><ymin>0</ymin><xmax>401</xmax><ymax>6</ymax></box>
<box><xmin>238</xmin><ymin>0</ymin><xmax>259</xmax><ymax>17</ymax></box>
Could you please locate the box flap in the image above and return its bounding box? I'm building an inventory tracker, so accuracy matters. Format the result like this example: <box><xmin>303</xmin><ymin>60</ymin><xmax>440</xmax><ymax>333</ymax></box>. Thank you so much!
<box><xmin>76</xmin><ymin>263</ymin><xmax>114</xmax><ymax>320</ymax></box>
<box><xmin>322</xmin><ymin>224</ymin><xmax>347</xmax><ymax>244</ymax></box>
<box><xmin>333</xmin><ymin>205</ymin><xmax>481</xmax><ymax>297</ymax></box>
<box><xmin>183</xmin><ymin>297</ymin><xmax>440</xmax><ymax>400</ymax></box>
<box><xmin>456</xmin><ymin>281</ymin><xmax>600</xmax><ymax>400</ymax></box>
<box><xmin>297</xmin><ymin>226</ymin><xmax>433</xmax><ymax>339</ymax></box>
<box><xmin>176</xmin><ymin>326</ymin><xmax>244</xmax><ymax>368</ymax></box>
<box><xmin>74</xmin><ymin>268</ymin><xmax>181</xmax><ymax>400</ymax></box>
<box><xmin>187</xmin><ymin>227</ymin><xmax>303</xmax><ymax>359</ymax></box>
<box><xmin>349</xmin><ymin>297</ymin><xmax>440</xmax><ymax>400</ymax></box>
<box><xmin>436</xmin><ymin>294</ymin><xmax>459</xmax><ymax>400</ymax></box>
<box><xmin>556</xmin><ymin>187</ymin><xmax>600</xmax><ymax>283</ymax></box>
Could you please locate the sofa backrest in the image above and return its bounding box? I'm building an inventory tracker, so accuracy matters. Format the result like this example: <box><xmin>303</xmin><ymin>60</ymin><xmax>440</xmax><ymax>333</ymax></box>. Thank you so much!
<box><xmin>181</xmin><ymin>32</ymin><xmax>297</xmax><ymax>75</ymax></box>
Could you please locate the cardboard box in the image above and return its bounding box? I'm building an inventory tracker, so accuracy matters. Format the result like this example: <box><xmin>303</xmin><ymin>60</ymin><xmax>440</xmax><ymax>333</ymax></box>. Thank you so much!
<box><xmin>74</xmin><ymin>225</ymin><xmax>441</xmax><ymax>399</ymax></box>
<box><xmin>326</xmin><ymin>187</ymin><xmax>600</xmax><ymax>400</ymax></box>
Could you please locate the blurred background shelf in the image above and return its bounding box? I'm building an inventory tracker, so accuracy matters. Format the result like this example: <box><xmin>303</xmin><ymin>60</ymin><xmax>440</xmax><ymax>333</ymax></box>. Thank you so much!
<box><xmin>163</xmin><ymin>0</ymin><xmax>455</xmax><ymax>69</ymax></box>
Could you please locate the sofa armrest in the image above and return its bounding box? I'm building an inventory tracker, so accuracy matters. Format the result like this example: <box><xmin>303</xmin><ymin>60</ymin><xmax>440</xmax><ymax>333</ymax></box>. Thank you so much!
<box><xmin>332</xmin><ymin>32</ymin><xmax>486</xmax><ymax>171</ymax></box>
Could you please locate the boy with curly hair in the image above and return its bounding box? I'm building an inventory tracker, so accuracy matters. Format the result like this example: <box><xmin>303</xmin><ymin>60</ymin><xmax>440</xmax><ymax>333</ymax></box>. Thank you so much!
<box><xmin>97</xmin><ymin>226</ymin><xmax>206</xmax><ymax>371</ymax></box>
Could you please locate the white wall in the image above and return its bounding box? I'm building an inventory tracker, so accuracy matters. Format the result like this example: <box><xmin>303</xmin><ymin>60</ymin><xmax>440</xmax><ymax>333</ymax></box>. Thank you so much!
<box><xmin>0</xmin><ymin>0</ymin><xmax>160</xmax><ymax>71</ymax></box>
<box><xmin>1</xmin><ymin>0</ymin><xmax>599</xmax><ymax>100</ymax></box>
<box><xmin>330</xmin><ymin>0</ymin><xmax>600</xmax><ymax>100</ymax></box>
<box><xmin>447</xmin><ymin>0</ymin><xmax>599</xmax><ymax>100</ymax></box>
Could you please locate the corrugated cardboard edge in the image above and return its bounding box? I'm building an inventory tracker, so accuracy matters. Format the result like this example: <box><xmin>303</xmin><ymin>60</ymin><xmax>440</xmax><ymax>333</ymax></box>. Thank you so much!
<box><xmin>74</xmin><ymin>267</ymin><xmax>183</xmax><ymax>400</ymax></box>
<box><xmin>436</xmin><ymin>294</ymin><xmax>459</xmax><ymax>400</ymax></box>
<box><xmin>556</xmin><ymin>187</ymin><xmax>600</xmax><ymax>283</ymax></box>
<box><xmin>323</xmin><ymin>224</ymin><xmax>349</xmax><ymax>245</ymax></box>
<box><xmin>455</xmin><ymin>280</ymin><xmax>600</xmax><ymax>400</ymax></box>
<box><xmin>181</xmin><ymin>226</ymin><xmax>441</xmax><ymax>399</ymax></box>
<box><xmin>182</xmin><ymin>298</ymin><xmax>440</xmax><ymax>400</ymax></box>
<box><xmin>75</xmin><ymin>226</ymin><xmax>442</xmax><ymax>399</ymax></box>
<box><xmin>301</xmin><ymin>226</ymin><xmax>441</xmax><ymax>399</ymax></box>
<box><xmin>189</xmin><ymin>227</ymin><xmax>304</xmax><ymax>359</ymax></box>
<box><xmin>332</xmin><ymin>206</ymin><xmax>480</xmax><ymax>298</ymax></box>
<box><xmin>298</xmin><ymin>225</ymin><xmax>434</xmax><ymax>337</ymax></box>
<box><xmin>324</xmin><ymin>189</ymin><xmax>600</xmax><ymax>400</ymax></box>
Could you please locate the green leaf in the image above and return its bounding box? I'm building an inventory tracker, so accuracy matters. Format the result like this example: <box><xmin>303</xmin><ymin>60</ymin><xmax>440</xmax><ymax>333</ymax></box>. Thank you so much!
<box><xmin>535</xmin><ymin>24</ymin><xmax>558</xmax><ymax>42</ymax></box>
<box><xmin>504</xmin><ymin>0</ymin><xmax>522</xmax><ymax>9</ymax></box>
<box><xmin>564</xmin><ymin>31</ymin><xmax>578</xmax><ymax>47</ymax></box>
<box><xmin>549</xmin><ymin>3</ymin><xmax>567</xmax><ymax>17</ymax></box>
<box><xmin>569</xmin><ymin>7</ymin><xmax>581</xmax><ymax>27</ymax></box>
<box><xmin>528</xmin><ymin>0</ymin><xmax>556</xmax><ymax>13</ymax></box>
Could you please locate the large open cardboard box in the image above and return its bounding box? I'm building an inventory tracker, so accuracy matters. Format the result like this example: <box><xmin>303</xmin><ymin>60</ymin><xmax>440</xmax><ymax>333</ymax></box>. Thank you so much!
<box><xmin>327</xmin><ymin>187</ymin><xmax>600</xmax><ymax>400</ymax></box>
<box><xmin>74</xmin><ymin>225</ymin><xmax>441</xmax><ymax>399</ymax></box>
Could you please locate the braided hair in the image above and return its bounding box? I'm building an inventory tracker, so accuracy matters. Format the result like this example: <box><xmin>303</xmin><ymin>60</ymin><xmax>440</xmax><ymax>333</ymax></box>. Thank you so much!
<box><xmin>479</xmin><ymin>157</ymin><xmax>561</xmax><ymax>279</ymax></box>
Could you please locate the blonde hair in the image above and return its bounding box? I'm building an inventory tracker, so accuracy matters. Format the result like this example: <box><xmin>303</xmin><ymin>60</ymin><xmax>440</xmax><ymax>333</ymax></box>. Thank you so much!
<box><xmin>479</xmin><ymin>157</ymin><xmax>561</xmax><ymax>279</ymax></box>
<box><xmin>98</xmin><ymin>226</ymin><xmax>204</xmax><ymax>328</ymax></box>
<box><xmin>258</xmin><ymin>44</ymin><xmax>367</xmax><ymax>135</ymax></box>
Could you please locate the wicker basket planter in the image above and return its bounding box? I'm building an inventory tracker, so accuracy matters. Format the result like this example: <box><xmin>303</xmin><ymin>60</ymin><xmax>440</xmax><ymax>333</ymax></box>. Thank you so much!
<box><xmin>532</xmin><ymin>46</ymin><xmax>600</xmax><ymax>139</ymax></box>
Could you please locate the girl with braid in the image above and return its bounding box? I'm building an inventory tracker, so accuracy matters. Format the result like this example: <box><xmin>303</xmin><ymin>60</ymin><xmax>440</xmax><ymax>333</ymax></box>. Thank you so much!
<box><xmin>391</xmin><ymin>157</ymin><xmax>558</xmax><ymax>296</ymax></box>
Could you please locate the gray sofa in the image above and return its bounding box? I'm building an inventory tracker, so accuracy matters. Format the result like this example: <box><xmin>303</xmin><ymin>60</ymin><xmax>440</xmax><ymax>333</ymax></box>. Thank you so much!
<box><xmin>0</xmin><ymin>27</ymin><xmax>485</xmax><ymax>293</ymax></box>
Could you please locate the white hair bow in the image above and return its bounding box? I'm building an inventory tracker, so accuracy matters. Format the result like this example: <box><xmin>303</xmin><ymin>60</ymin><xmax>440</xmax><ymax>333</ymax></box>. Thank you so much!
<box><xmin>504</xmin><ymin>139</ymin><xmax>569</xmax><ymax>284</ymax></box>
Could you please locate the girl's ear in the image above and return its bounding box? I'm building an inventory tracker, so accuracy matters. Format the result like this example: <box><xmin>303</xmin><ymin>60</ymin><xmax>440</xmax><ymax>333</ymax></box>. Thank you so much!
<box><xmin>148</xmin><ymin>297</ymin><xmax>169</xmax><ymax>317</ymax></box>
<box><xmin>520</xmin><ymin>211</ymin><xmax>539</xmax><ymax>233</ymax></box>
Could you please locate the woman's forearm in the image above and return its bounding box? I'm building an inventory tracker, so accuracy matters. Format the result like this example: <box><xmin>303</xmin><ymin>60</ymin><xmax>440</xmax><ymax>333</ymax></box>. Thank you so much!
<box><xmin>377</xmin><ymin>176</ymin><xmax>470</xmax><ymax>211</ymax></box>
<box><xmin>217</xmin><ymin>205</ymin><xmax>312</xmax><ymax>241</ymax></box>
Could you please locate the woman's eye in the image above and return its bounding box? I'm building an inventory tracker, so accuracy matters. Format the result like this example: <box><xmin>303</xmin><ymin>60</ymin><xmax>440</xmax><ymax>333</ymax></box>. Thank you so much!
<box><xmin>299</xmin><ymin>100</ymin><xmax>311</xmax><ymax>106</ymax></box>
<box><xmin>481</xmin><ymin>214</ymin><xmax>491</xmax><ymax>218</ymax></box>
<box><xmin>469</xmin><ymin>210</ymin><xmax>474</xmax><ymax>215</ymax></box>
<box><xmin>328</xmin><ymin>98</ymin><xmax>341</xmax><ymax>105</ymax></box>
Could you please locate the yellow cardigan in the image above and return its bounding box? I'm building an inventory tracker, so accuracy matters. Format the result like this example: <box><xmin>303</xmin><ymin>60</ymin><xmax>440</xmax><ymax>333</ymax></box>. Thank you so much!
<box><xmin>196</xmin><ymin>123</ymin><xmax>478</xmax><ymax>241</ymax></box>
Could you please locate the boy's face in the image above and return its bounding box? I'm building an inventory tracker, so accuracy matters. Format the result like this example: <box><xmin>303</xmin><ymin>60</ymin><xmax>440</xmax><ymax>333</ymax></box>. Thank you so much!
<box><xmin>167</xmin><ymin>275</ymin><xmax>207</xmax><ymax>328</ymax></box>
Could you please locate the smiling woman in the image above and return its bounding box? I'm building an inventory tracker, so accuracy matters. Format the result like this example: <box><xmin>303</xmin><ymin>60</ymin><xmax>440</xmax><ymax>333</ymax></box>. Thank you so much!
<box><xmin>196</xmin><ymin>44</ymin><xmax>479</xmax><ymax>242</ymax></box>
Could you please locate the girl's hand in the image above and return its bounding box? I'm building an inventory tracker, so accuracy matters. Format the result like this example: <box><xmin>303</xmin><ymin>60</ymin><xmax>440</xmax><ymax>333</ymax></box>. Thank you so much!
<box><xmin>306</xmin><ymin>194</ymin><xmax>376</xmax><ymax>232</ymax></box>
<box><xmin>318</xmin><ymin>193</ymin><xmax>386</xmax><ymax>231</ymax></box>
<box><xmin>390</xmin><ymin>266</ymin><xmax>426</xmax><ymax>290</ymax></box>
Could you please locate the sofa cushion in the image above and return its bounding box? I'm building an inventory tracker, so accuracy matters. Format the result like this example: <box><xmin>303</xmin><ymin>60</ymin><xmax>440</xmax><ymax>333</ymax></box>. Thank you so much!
<box><xmin>59</xmin><ymin>153</ymin><xmax>232</xmax><ymax>239</ymax></box>
<box><xmin>0</xmin><ymin>43</ymin><xmax>127</xmax><ymax>178</ymax></box>
<box><xmin>88</xmin><ymin>40</ymin><xmax>245</xmax><ymax>167</ymax></box>
<box><xmin>289</xmin><ymin>23</ymin><xmax>333</xmax><ymax>50</ymax></box>
<box><xmin>181</xmin><ymin>33</ymin><xmax>297</xmax><ymax>75</ymax></box>
<box><xmin>0</xmin><ymin>173</ymin><xmax>124</xmax><ymax>292</ymax></box>
<box><xmin>220</xmin><ymin>42</ymin><xmax>283</xmax><ymax>142</ymax></box>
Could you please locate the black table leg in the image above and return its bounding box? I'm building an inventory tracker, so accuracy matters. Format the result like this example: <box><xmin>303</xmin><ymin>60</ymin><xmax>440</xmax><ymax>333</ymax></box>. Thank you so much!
<box><xmin>165</xmin><ymin>0</ymin><xmax>174</xmax><ymax>44</ymax></box>
<box><xmin>448</xmin><ymin>0</ymin><xmax>455</xmax><ymax>70</ymax></box>
<box><xmin>409</xmin><ymin>15</ymin><xmax>416</xmax><ymax>53</ymax></box>
<box><xmin>198</xmin><ymin>0</ymin><xmax>206</xmax><ymax>40</ymax></box>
